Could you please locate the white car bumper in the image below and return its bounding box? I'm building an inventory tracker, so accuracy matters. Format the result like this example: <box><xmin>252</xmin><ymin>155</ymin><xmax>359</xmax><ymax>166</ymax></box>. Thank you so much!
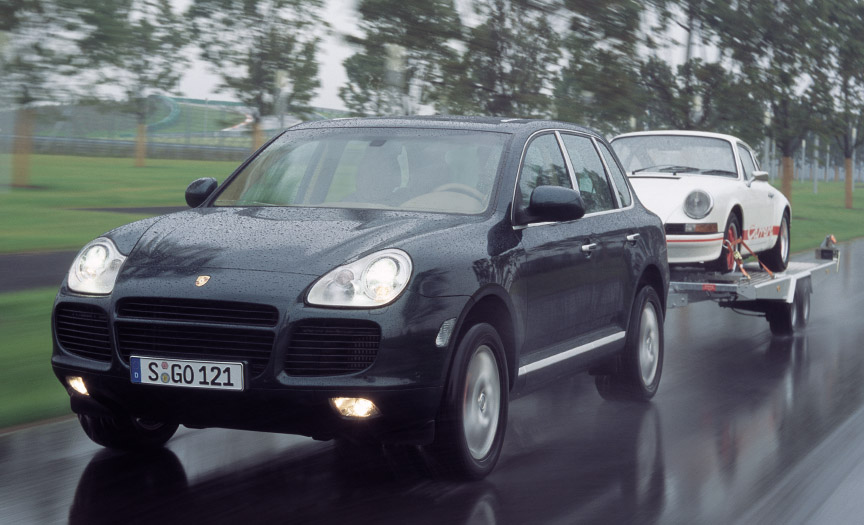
<box><xmin>666</xmin><ymin>233</ymin><xmax>724</xmax><ymax>264</ymax></box>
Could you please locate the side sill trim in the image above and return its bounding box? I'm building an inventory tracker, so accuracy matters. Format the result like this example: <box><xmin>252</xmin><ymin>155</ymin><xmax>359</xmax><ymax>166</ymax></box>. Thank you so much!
<box><xmin>517</xmin><ymin>331</ymin><xmax>626</xmax><ymax>377</ymax></box>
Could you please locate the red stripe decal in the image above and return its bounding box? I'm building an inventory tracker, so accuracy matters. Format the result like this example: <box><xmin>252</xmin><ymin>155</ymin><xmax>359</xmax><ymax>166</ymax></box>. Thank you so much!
<box><xmin>667</xmin><ymin>236</ymin><xmax>724</xmax><ymax>243</ymax></box>
<box><xmin>772</xmin><ymin>225</ymin><xmax>780</xmax><ymax>235</ymax></box>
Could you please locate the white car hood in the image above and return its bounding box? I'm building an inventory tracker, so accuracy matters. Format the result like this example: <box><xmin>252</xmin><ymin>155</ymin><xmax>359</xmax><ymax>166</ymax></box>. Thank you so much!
<box><xmin>628</xmin><ymin>173</ymin><xmax>719</xmax><ymax>223</ymax></box>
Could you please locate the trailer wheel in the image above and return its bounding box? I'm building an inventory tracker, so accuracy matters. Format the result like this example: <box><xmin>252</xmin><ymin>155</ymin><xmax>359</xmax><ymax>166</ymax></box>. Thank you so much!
<box><xmin>766</xmin><ymin>282</ymin><xmax>808</xmax><ymax>335</ymax></box>
<box><xmin>795</xmin><ymin>280</ymin><xmax>811</xmax><ymax>328</ymax></box>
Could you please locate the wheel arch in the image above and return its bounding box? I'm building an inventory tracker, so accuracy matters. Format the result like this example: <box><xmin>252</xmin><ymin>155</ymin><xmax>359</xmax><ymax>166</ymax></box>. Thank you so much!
<box><xmin>638</xmin><ymin>264</ymin><xmax>667</xmax><ymax>314</ymax></box>
<box><xmin>447</xmin><ymin>286</ymin><xmax>520</xmax><ymax>394</ymax></box>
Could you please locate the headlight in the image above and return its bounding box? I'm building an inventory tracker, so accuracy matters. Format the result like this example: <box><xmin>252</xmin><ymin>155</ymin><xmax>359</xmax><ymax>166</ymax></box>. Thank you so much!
<box><xmin>67</xmin><ymin>238</ymin><xmax>127</xmax><ymax>294</ymax></box>
<box><xmin>683</xmin><ymin>190</ymin><xmax>713</xmax><ymax>219</ymax></box>
<box><xmin>307</xmin><ymin>249</ymin><xmax>412</xmax><ymax>308</ymax></box>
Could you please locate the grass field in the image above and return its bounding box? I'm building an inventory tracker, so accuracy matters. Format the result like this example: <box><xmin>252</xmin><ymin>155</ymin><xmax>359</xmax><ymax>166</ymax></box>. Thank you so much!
<box><xmin>1</xmin><ymin>154</ymin><xmax>864</xmax><ymax>430</ymax></box>
<box><xmin>0</xmin><ymin>288</ymin><xmax>70</xmax><ymax>428</ymax></box>
<box><xmin>0</xmin><ymin>154</ymin><xmax>239</xmax><ymax>253</ymax></box>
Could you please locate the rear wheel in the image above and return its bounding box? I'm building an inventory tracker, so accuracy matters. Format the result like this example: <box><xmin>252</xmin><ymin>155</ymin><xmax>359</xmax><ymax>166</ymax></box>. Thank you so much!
<box><xmin>707</xmin><ymin>214</ymin><xmax>741</xmax><ymax>273</ymax></box>
<box><xmin>78</xmin><ymin>414</ymin><xmax>178</xmax><ymax>450</ymax></box>
<box><xmin>431</xmin><ymin>323</ymin><xmax>508</xmax><ymax>480</ymax></box>
<box><xmin>767</xmin><ymin>280</ymin><xmax>809</xmax><ymax>335</ymax></box>
<box><xmin>762</xmin><ymin>212</ymin><xmax>790</xmax><ymax>272</ymax></box>
<box><xmin>595</xmin><ymin>286</ymin><xmax>664</xmax><ymax>401</ymax></box>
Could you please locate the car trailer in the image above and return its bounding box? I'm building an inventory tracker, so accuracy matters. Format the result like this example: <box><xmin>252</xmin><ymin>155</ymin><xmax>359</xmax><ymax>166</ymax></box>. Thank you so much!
<box><xmin>667</xmin><ymin>236</ymin><xmax>841</xmax><ymax>336</ymax></box>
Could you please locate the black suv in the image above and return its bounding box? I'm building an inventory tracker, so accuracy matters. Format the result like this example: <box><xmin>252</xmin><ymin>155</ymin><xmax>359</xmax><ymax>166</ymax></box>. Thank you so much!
<box><xmin>52</xmin><ymin>117</ymin><xmax>669</xmax><ymax>479</ymax></box>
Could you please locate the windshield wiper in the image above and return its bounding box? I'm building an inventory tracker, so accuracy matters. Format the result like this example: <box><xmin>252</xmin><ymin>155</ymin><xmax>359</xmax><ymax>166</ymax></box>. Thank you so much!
<box><xmin>632</xmin><ymin>165</ymin><xmax>701</xmax><ymax>174</ymax></box>
<box><xmin>700</xmin><ymin>169</ymin><xmax>737</xmax><ymax>176</ymax></box>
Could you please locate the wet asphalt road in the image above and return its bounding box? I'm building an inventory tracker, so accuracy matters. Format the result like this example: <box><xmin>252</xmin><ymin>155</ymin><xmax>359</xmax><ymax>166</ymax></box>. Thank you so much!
<box><xmin>2</xmin><ymin>240</ymin><xmax>863</xmax><ymax>524</ymax></box>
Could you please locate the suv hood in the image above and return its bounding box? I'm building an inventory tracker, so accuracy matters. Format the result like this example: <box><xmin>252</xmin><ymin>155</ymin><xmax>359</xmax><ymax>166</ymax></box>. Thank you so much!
<box><xmin>124</xmin><ymin>206</ymin><xmax>474</xmax><ymax>276</ymax></box>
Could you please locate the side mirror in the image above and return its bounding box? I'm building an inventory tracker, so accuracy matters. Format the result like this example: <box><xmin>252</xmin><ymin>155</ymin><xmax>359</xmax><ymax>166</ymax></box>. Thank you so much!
<box><xmin>185</xmin><ymin>177</ymin><xmax>218</xmax><ymax>208</ymax></box>
<box><xmin>752</xmin><ymin>170</ymin><xmax>770</xmax><ymax>182</ymax></box>
<box><xmin>527</xmin><ymin>185</ymin><xmax>586</xmax><ymax>223</ymax></box>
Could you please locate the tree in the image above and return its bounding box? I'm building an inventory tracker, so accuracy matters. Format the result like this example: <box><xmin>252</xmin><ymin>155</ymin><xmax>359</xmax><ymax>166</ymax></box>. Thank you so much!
<box><xmin>1</xmin><ymin>0</ymin><xmax>82</xmax><ymax>185</ymax></box>
<box><xmin>340</xmin><ymin>0</ymin><xmax>461</xmax><ymax>116</ymax></box>
<box><xmin>432</xmin><ymin>0</ymin><xmax>560</xmax><ymax>118</ymax></box>
<box><xmin>711</xmin><ymin>0</ymin><xmax>822</xmax><ymax>205</ymax></box>
<box><xmin>190</xmin><ymin>0</ymin><xmax>324</xmax><ymax>148</ymax></box>
<box><xmin>816</xmin><ymin>0</ymin><xmax>864</xmax><ymax>209</ymax></box>
<box><xmin>555</xmin><ymin>0</ymin><xmax>645</xmax><ymax>134</ymax></box>
<box><xmin>74</xmin><ymin>0</ymin><xmax>188</xmax><ymax>167</ymax></box>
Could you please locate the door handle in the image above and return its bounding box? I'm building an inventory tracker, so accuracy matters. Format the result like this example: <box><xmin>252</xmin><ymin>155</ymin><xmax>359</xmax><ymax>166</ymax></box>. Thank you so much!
<box><xmin>626</xmin><ymin>233</ymin><xmax>640</xmax><ymax>244</ymax></box>
<box><xmin>581</xmin><ymin>242</ymin><xmax>598</xmax><ymax>253</ymax></box>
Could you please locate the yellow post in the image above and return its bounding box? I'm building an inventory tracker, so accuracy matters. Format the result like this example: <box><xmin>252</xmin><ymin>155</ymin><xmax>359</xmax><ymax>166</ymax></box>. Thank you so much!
<box><xmin>251</xmin><ymin>120</ymin><xmax>264</xmax><ymax>151</ymax></box>
<box><xmin>781</xmin><ymin>156</ymin><xmax>793</xmax><ymax>206</ymax></box>
<box><xmin>12</xmin><ymin>108</ymin><xmax>34</xmax><ymax>187</ymax></box>
<box><xmin>135</xmin><ymin>123</ymin><xmax>147</xmax><ymax>167</ymax></box>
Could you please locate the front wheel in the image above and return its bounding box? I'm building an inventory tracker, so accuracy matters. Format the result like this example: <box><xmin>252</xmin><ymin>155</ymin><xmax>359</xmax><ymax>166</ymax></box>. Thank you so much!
<box><xmin>762</xmin><ymin>212</ymin><xmax>790</xmax><ymax>272</ymax></box>
<box><xmin>707</xmin><ymin>214</ymin><xmax>742</xmax><ymax>273</ymax></box>
<box><xmin>430</xmin><ymin>323</ymin><xmax>509</xmax><ymax>480</ymax></box>
<box><xmin>78</xmin><ymin>414</ymin><xmax>178</xmax><ymax>450</ymax></box>
<box><xmin>595</xmin><ymin>285</ymin><xmax>664</xmax><ymax>401</ymax></box>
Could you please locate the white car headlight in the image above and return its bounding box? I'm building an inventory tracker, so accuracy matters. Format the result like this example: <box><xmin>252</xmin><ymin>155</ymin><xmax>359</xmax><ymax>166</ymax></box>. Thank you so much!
<box><xmin>307</xmin><ymin>249</ymin><xmax>412</xmax><ymax>308</ymax></box>
<box><xmin>683</xmin><ymin>190</ymin><xmax>713</xmax><ymax>219</ymax></box>
<box><xmin>67</xmin><ymin>238</ymin><xmax>127</xmax><ymax>294</ymax></box>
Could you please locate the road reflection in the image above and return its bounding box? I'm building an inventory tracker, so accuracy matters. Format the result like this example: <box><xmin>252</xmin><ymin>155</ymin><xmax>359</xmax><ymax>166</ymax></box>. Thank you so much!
<box><xmin>69</xmin><ymin>382</ymin><xmax>666</xmax><ymax>524</ymax></box>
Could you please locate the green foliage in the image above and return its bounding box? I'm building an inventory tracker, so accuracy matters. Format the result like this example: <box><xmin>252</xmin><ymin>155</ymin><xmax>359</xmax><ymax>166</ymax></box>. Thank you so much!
<box><xmin>339</xmin><ymin>0</ymin><xmax>461</xmax><ymax>115</ymax></box>
<box><xmin>72</xmin><ymin>0</ymin><xmax>189</xmax><ymax>122</ymax></box>
<box><xmin>189</xmin><ymin>0</ymin><xmax>324</xmax><ymax>121</ymax></box>
<box><xmin>0</xmin><ymin>0</ymin><xmax>82</xmax><ymax>105</ymax></box>
<box><xmin>431</xmin><ymin>0</ymin><xmax>560</xmax><ymax>118</ymax></box>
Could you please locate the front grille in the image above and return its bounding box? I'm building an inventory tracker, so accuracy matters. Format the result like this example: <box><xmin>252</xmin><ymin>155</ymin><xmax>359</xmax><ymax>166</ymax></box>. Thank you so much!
<box><xmin>665</xmin><ymin>223</ymin><xmax>686</xmax><ymax>234</ymax></box>
<box><xmin>284</xmin><ymin>319</ymin><xmax>381</xmax><ymax>376</ymax></box>
<box><xmin>116</xmin><ymin>298</ymin><xmax>279</xmax><ymax>327</ymax></box>
<box><xmin>116</xmin><ymin>323</ymin><xmax>275</xmax><ymax>377</ymax></box>
<box><xmin>55</xmin><ymin>303</ymin><xmax>112</xmax><ymax>362</ymax></box>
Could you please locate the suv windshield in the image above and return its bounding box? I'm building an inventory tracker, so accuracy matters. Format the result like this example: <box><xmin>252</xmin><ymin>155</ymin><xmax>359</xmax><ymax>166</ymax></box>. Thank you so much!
<box><xmin>612</xmin><ymin>135</ymin><xmax>738</xmax><ymax>177</ymax></box>
<box><xmin>214</xmin><ymin>128</ymin><xmax>508</xmax><ymax>214</ymax></box>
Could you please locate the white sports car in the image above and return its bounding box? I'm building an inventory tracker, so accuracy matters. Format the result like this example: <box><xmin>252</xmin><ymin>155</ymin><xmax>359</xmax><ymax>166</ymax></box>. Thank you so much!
<box><xmin>611</xmin><ymin>130</ymin><xmax>790</xmax><ymax>273</ymax></box>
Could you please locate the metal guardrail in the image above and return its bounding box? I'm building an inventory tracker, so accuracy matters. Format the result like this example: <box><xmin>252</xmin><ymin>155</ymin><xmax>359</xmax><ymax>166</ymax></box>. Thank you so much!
<box><xmin>0</xmin><ymin>135</ymin><xmax>253</xmax><ymax>162</ymax></box>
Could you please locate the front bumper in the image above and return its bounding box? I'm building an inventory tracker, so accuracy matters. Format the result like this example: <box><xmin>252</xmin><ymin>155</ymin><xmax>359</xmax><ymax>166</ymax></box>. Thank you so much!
<box><xmin>666</xmin><ymin>233</ymin><xmax>724</xmax><ymax>264</ymax></box>
<box><xmin>51</xmin><ymin>267</ymin><xmax>468</xmax><ymax>444</ymax></box>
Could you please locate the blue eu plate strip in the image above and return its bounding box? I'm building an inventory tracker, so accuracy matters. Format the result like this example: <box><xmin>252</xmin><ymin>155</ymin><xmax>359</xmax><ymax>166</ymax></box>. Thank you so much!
<box><xmin>130</xmin><ymin>357</ymin><xmax>141</xmax><ymax>383</ymax></box>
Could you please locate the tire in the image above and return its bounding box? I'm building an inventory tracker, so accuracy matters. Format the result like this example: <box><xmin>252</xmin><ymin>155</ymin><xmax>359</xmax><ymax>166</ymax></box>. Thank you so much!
<box><xmin>762</xmin><ymin>212</ymin><xmax>790</xmax><ymax>272</ymax></box>
<box><xmin>707</xmin><ymin>214</ymin><xmax>741</xmax><ymax>273</ymax></box>
<box><xmin>595</xmin><ymin>286</ymin><xmax>664</xmax><ymax>401</ymax></box>
<box><xmin>78</xmin><ymin>414</ymin><xmax>178</xmax><ymax>450</ymax></box>
<box><xmin>766</xmin><ymin>302</ymin><xmax>795</xmax><ymax>336</ymax></box>
<box><xmin>766</xmin><ymin>279</ymin><xmax>809</xmax><ymax>336</ymax></box>
<box><xmin>431</xmin><ymin>323</ymin><xmax>509</xmax><ymax>480</ymax></box>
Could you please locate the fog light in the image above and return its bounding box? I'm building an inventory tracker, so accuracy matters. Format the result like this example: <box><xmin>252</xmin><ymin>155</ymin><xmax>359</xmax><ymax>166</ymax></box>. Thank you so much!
<box><xmin>330</xmin><ymin>397</ymin><xmax>380</xmax><ymax>418</ymax></box>
<box><xmin>67</xmin><ymin>376</ymin><xmax>89</xmax><ymax>396</ymax></box>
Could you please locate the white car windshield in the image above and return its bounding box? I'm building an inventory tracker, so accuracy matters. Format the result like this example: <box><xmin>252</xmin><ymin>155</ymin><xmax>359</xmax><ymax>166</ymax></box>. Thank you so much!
<box><xmin>214</xmin><ymin>128</ymin><xmax>508</xmax><ymax>215</ymax></box>
<box><xmin>612</xmin><ymin>135</ymin><xmax>738</xmax><ymax>178</ymax></box>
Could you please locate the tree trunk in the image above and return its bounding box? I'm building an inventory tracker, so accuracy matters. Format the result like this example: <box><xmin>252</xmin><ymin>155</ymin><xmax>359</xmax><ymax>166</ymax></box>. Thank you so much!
<box><xmin>846</xmin><ymin>156</ymin><xmax>854</xmax><ymax>209</ymax></box>
<box><xmin>251</xmin><ymin>121</ymin><xmax>264</xmax><ymax>151</ymax></box>
<box><xmin>12</xmin><ymin>108</ymin><xmax>34</xmax><ymax>188</ymax></box>
<box><xmin>781</xmin><ymin>156</ymin><xmax>793</xmax><ymax>204</ymax></box>
<box><xmin>135</xmin><ymin>123</ymin><xmax>147</xmax><ymax>167</ymax></box>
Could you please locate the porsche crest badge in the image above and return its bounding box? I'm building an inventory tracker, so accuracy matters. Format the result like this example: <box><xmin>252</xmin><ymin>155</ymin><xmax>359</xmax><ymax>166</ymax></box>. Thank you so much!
<box><xmin>195</xmin><ymin>275</ymin><xmax>211</xmax><ymax>287</ymax></box>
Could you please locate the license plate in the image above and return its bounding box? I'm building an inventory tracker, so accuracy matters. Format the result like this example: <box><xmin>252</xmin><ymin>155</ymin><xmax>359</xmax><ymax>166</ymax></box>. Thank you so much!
<box><xmin>131</xmin><ymin>356</ymin><xmax>244</xmax><ymax>391</ymax></box>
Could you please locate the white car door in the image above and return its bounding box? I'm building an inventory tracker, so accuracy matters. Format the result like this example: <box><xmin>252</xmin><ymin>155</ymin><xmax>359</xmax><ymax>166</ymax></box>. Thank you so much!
<box><xmin>737</xmin><ymin>144</ymin><xmax>776</xmax><ymax>251</ymax></box>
